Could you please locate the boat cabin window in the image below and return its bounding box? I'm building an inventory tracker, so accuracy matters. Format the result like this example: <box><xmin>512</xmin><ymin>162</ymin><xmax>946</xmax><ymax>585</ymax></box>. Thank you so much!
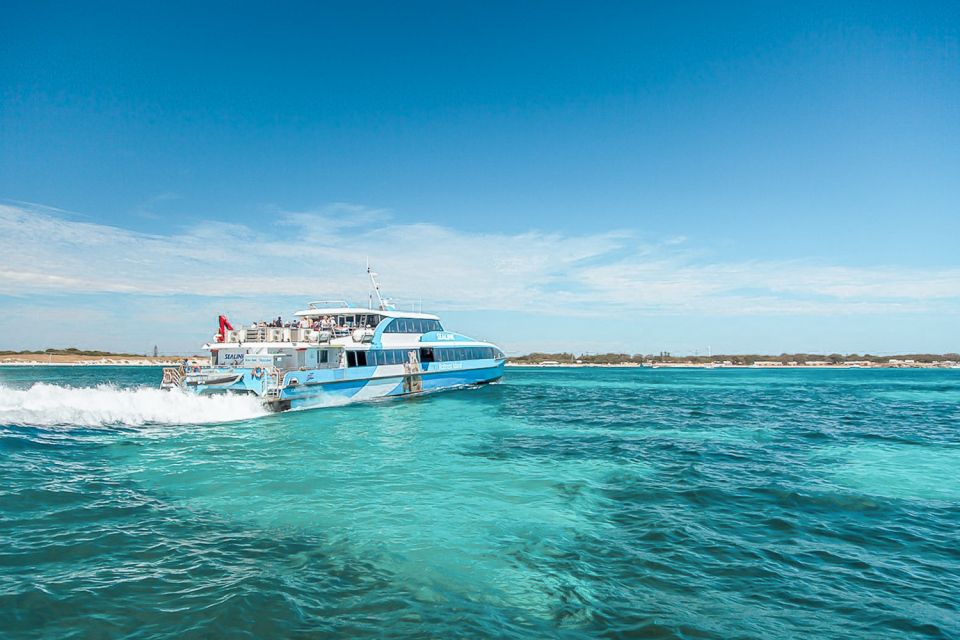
<box><xmin>383</xmin><ymin>318</ymin><xmax>443</xmax><ymax>333</ymax></box>
<box><xmin>346</xmin><ymin>348</ymin><xmax>418</xmax><ymax>367</ymax></box>
<box><xmin>347</xmin><ymin>351</ymin><xmax>370</xmax><ymax>367</ymax></box>
<box><xmin>311</xmin><ymin>314</ymin><xmax>382</xmax><ymax>330</ymax></box>
<box><xmin>345</xmin><ymin>346</ymin><xmax>502</xmax><ymax>367</ymax></box>
<box><xmin>431</xmin><ymin>346</ymin><xmax>500</xmax><ymax>361</ymax></box>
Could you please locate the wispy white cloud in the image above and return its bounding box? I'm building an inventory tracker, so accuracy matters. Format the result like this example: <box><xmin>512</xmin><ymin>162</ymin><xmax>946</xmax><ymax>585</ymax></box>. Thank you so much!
<box><xmin>1</xmin><ymin>202</ymin><xmax>959</xmax><ymax>320</ymax></box>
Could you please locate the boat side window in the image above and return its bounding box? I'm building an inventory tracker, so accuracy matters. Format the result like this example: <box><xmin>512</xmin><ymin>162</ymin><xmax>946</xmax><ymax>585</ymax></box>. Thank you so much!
<box><xmin>420</xmin><ymin>347</ymin><xmax>435</xmax><ymax>363</ymax></box>
<box><xmin>320</xmin><ymin>350</ymin><xmax>329</xmax><ymax>364</ymax></box>
<box><xmin>385</xmin><ymin>317</ymin><xmax>443</xmax><ymax>333</ymax></box>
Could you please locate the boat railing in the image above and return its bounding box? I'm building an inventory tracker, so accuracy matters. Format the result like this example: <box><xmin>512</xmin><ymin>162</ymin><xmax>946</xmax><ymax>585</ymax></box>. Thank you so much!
<box><xmin>307</xmin><ymin>300</ymin><xmax>351</xmax><ymax>309</ymax></box>
<box><xmin>265</xmin><ymin>368</ymin><xmax>283</xmax><ymax>398</ymax></box>
<box><xmin>160</xmin><ymin>366</ymin><xmax>184</xmax><ymax>388</ymax></box>
<box><xmin>221</xmin><ymin>325</ymin><xmax>374</xmax><ymax>344</ymax></box>
<box><xmin>223</xmin><ymin>326</ymin><xmax>334</xmax><ymax>344</ymax></box>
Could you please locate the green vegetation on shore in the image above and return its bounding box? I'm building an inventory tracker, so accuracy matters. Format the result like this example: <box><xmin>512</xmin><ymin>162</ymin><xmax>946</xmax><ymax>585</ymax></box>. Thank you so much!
<box><xmin>0</xmin><ymin>348</ymin><xmax>145</xmax><ymax>358</ymax></box>
<box><xmin>509</xmin><ymin>352</ymin><xmax>960</xmax><ymax>365</ymax></box>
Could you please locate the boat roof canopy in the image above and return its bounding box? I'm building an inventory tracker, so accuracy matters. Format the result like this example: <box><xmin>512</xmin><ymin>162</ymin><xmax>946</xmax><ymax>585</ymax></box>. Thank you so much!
<box><xmin>293</xmin><ymin>306</ymin><xmax>440</xmax><ymax>320</ymax></box>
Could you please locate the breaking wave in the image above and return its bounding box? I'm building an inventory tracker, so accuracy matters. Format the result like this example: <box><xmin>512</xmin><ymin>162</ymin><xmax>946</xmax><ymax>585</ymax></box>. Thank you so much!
<box><xmin>0</xmin><ymin>383</ymin><xmax>268</xmax><ymax>427</ymax></box>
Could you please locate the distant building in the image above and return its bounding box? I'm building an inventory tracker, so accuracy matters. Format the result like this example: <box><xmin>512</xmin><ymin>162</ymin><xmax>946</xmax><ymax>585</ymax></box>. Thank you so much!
<box><xmin>153</xmin><ymin>345</ymin><xmax>159</xmax><ymax>357</ymax></box>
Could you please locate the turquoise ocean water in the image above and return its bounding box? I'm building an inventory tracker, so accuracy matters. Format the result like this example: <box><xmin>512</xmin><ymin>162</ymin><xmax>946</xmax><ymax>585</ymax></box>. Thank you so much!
<box><xmin>1</xmin><ymin>366</ymin><xmax>958</xmax><ymax>638</ymax></box>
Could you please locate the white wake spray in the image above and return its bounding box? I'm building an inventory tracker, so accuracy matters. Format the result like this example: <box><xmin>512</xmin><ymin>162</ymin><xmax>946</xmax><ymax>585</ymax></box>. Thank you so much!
<box><xmin>0</xmin><ymin>383</ymin><xmax>268</xmax><ymax>427</ymax></box>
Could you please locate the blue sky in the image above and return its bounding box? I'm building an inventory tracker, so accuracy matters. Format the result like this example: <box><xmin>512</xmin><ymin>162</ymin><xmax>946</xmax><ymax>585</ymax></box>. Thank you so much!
<box><xmin>1</xmin><ymin>1</ymin><xmax>958</xmax><ymax>355</ymax></box>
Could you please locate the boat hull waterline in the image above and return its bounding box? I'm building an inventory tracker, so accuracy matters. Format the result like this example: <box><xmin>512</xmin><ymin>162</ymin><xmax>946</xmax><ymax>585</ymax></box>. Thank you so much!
<box><xmin>180</xmin><ymin>361</ymin><xmax>505</xmax><ymax>412</ymax></box>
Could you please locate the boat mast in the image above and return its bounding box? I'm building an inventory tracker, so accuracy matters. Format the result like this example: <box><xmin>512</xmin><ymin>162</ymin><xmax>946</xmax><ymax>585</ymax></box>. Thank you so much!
<box><xmin>367</xmin><ymin>261</ymin><xmax>392</xmax><ymax>311</ymax></box>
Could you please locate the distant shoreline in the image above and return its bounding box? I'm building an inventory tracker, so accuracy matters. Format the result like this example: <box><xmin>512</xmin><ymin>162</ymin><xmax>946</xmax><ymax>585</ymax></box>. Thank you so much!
<box><xmin>0</xmin><ymin>354</ymin><xmax>204</xmax><ymax>367</ymax></box>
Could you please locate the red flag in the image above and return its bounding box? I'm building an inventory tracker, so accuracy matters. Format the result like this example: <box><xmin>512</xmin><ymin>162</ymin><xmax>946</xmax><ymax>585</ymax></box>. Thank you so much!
<box><xmin>217</xmin><ymin>315</ymin><xmax>234</xmax><ymax>341</ymax></box>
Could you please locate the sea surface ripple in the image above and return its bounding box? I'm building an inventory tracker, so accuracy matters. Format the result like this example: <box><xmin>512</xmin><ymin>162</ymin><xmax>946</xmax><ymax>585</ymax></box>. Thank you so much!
<box><xmin>1</xmin><ymin>366</ymin><xmax>958</xmax><ymax>639</ymax></box>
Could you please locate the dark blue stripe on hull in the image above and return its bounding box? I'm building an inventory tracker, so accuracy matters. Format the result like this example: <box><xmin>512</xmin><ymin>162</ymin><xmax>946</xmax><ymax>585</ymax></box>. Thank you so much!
<box><xmin>285</xmin><ymin>364</ymin><xmax>503</xmax><ymax>410</ymax></box>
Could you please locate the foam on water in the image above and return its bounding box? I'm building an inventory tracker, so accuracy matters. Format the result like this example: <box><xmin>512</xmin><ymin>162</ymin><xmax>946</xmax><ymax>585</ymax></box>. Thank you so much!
<box><xmin>0</xmin><ymin>382</ymin><xmax>268</xmax><ymax>427</ymax></box>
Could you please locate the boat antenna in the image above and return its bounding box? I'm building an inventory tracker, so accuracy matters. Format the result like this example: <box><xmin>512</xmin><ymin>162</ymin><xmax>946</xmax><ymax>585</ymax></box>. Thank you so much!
<box><xmin>367</xmin><ymin>261</ymin><xmax>393</xmax><ymax>311</ymax></box>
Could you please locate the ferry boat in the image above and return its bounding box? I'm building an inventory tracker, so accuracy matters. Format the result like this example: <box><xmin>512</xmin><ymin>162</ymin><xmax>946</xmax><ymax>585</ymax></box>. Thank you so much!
<box><xmin>160</xmin><ymin>269</ymin><xmax>506</xmax><ymax>411</ymax></box>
